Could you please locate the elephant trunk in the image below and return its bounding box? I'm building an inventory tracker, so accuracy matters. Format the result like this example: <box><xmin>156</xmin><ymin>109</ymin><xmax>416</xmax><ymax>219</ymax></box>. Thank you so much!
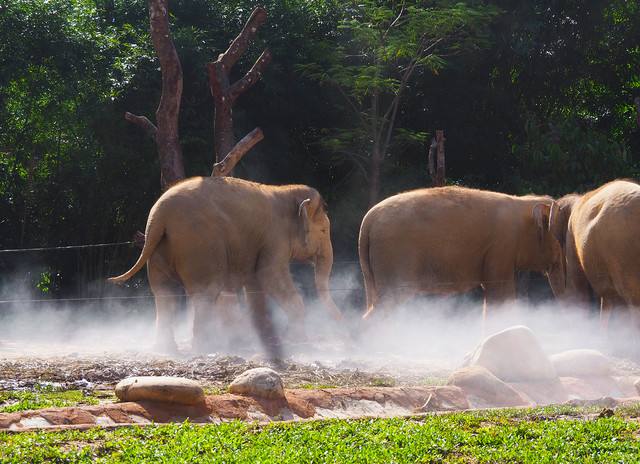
<box><xmin>315</xmin><ymin>239</ymin><xmax>343</xmax><ymax>321</ymax></box>
<box><xmin>547</xmin><ymin>262</ymin><xmax>566</xmax><ymax>299</ymax></box>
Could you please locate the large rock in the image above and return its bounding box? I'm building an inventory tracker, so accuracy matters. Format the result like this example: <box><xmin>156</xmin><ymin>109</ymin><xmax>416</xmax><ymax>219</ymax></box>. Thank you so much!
<box><xmin>115</xmin><ymin>376</ymin><xmax>205</xmax><ymax>405</ymax></box>
<box><xmin>229</xmin><ymin>367</ymin><xmax>285</xmax><ymax>400</ymax></box>
<box><xmin>447</xmin><ymin>365</ymin><xmax>531</xmax><ymax>408</ymax></box>
<box><xmin>550</xmin><ymin>349</ymin><xmax>611</xmax><ymax>377</ymax></box>
<box><xmin>464</xmin><ymin>325</ymin><xmax>557</xmax><ymax>382</ymax></box>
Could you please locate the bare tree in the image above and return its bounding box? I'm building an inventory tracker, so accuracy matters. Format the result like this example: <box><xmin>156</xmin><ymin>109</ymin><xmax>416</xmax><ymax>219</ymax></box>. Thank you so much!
<box><xmin>208</xmin><ymin>7</ymin><xmax>272</xmax><ymax>168</ymax></box>
<box><xmin>427</xmin><ymin>130</ymin><xmax>446</xmax><ymax>187</ymax></box>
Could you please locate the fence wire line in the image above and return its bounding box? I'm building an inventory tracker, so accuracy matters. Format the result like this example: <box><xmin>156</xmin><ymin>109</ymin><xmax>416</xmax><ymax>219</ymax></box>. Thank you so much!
<box><xmin>0</xmin><ymin>275</ymin><xmax>553</xmax><ymax>305</ymax></box>
<box><xmin>0</xmin><ymin>241</ymin><xmax>134</xmax><ymax>254</ymax></box>
<box><xmin>0</xmin><ymin>240</ymin><xmax>553</xmax><ymax>305</ymax></box>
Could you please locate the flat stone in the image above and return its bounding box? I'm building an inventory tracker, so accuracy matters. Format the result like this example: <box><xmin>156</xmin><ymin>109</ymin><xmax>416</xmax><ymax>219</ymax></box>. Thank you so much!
<box><xmin>229</xmin><ymin>367</ymin><xmax>285</xmax><ymax>400</ymax></box>
<box><xmin>551</xmin><ymin>349</ymin><xmax>611</xmax><ymax>377</ymax></box>
<box><xmin>115</xmin><ymin>376</ymin><xmax>205</xmax><ymax>405</ymax></box>
<box><xmin>447</xmin><ymin>365</ymin><xmax>530</xmax><ymax>408</ymax></box>
<box><xmin>464</xmin><ymin>325</ymin><xmax>557</xmax><ymax>382</ymax></box>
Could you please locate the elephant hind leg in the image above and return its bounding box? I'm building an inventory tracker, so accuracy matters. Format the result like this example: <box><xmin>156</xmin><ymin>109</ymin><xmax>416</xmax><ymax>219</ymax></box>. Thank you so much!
<box><xmin>151</xmin><ymin>290</ymin><xmax>179</xmax><ymax>353</ymax></box>
<box><xmin>189</xmin><ymin>283</ymin><xmax>224</xmax><ymax>353</ymax></box>
<box><xmin>363</xmin><ymin>285</ymin><xmax>415</xmax><ymax>321</ymax></box>
<box><xmin>148</xmin><ymin>253</ymin><xmax>182</xmax><ymax>353</ymax></box>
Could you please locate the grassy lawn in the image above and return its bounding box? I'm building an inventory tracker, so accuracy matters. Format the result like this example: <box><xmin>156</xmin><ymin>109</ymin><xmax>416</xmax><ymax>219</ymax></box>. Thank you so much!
<box><xmin>1</xmin><ymin>406</ymin><xmax>639</xmax><ymax>463</ymax></box>
<box><xmin>0</xmin><ymin>388</ymin><xmax>101</xmax><ymax>413</ymax></box>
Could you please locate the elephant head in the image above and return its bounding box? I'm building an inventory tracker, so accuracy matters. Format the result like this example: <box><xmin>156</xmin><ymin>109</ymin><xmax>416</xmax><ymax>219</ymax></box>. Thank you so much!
<box><xmin>294</xmin><ymin>194</ymin><xmax>343</xmax><ymax>321</ymax></box>
<box><xmin>531</xmin><ymin>201</ymin><xmax>565</xmax><ymax>297</ymax></box>
<box><xmin>546</xmin><ymin>193</ymin><xmax>582</xmax><ymax>297</ymax></box>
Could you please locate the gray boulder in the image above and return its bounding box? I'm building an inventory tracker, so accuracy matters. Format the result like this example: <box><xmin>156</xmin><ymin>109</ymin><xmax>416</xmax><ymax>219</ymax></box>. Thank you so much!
<box><xmin>229</xmin><ymin>367</ymin><xmax>285</xmax><ymax>400</ymax></box>
<box><xmin>464</xmin><ymin>325</ymin><xmax>557</xmax><ymax>382</ymax></box>
<box><xmin>115</xmin><ymin>376</ymin><xmax>205</xmax><ymax>405</ymax></box>
<box><xmin>447</xmin><ymin>365</ymin><xmax>530</xmax><ymax>408</ymax></box>
<box><xmin>550</xmin><ymin>349</ymin><xmax>611</xmax><ymax>377</ymax></box>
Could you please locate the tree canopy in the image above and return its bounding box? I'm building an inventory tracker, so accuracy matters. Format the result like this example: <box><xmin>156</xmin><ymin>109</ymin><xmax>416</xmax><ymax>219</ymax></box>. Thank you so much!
<box><xmin>1</xmin><ymin>0</ymin><xmax>639</xmax><ymax>299</ymax></box>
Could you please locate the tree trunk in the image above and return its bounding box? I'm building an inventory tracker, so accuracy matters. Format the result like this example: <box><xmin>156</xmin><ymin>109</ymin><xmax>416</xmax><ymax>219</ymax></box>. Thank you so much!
<box><xmin>125</xmin><ymin>0</ymin><xmax>185</xmax><ymax>191</ymax></box>
<box><xmin>208</xmin><ymin>7</ymin><xmax>271</xmax><ymax>169</ymax></box>
<box><xmin>435</xmin><ymin>129</ymin><xmax>446</xmax><ymax>187</ymax></box>
<box><xmin>368</xmin><ymin>144</ymin><xmax>382</xmax><ymax>206</ymax></box>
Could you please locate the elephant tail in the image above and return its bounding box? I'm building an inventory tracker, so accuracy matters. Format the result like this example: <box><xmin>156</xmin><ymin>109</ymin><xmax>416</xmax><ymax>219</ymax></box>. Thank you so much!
<box><xmin>108</xmin><ymin>211</ymin><xmax>165</xmax><ymax>284</ymax></box>
<box><xmin>358</xmin><ymin>217</ymin><xmax>377</xmax><ymax>319</ymax></box>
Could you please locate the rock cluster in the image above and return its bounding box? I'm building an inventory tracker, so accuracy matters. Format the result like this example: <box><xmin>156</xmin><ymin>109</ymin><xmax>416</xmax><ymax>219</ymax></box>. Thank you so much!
<box><xmin>450</xmin><ymin>325</ymin><xmax>623</xmax><ymax>408</ymax></box>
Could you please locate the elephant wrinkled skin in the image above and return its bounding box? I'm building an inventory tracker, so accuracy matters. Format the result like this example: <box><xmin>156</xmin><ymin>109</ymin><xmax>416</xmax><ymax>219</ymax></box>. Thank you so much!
<box><xmin>549</xmin><ymin>180</ymin><xmax>640</xmax><ymax>330</ymax></box>
<box><xmin>109</xmin><ymin>176</ymin><xmax>342</xmax><ymax>358</ymax></box>
<box><xmin>358</xmin><ymin>186</ymin><xmax>564</xmax><ymax>321</ymax></box>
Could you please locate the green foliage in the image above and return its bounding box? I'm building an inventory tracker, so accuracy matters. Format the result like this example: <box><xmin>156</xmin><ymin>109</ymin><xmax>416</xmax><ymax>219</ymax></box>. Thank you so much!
<box><xmin>298</xmin><ymin>0</ymin><xmax>498</xmax><ymax>200</ymax></box>
<box><xmin>1</xmin><ymin>409</ymin><xmax>640</xmax><ymax>462</ymax></box>
<box><xmin>0</xmin><ymin>387</ymin><xmax>99</xmax><ymax>413</ymax></box>
<box><xmin>512</xmin><ymin>116</ymin><xmax>636</xmax><ymax>196</ymax></box>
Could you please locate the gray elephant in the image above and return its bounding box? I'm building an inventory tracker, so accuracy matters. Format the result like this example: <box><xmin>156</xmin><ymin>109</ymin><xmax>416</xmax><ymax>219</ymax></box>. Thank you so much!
<box><xmin>358</xmin><ymin>186</ymin><xmax>564</xmax><ymax>322</ymax></box>
<box><xmin>109</xmin><ymin>176</ymin><xmax>342</xmax><ymax>359</ymax></box>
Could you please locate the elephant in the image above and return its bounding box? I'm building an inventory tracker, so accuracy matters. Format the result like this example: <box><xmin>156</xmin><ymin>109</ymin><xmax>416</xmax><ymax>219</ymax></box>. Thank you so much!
<box><xmin>109</xmin><ymin>176</ymin><xmax>342</xmax><ymax>358</ymax></box>
<box><xmin>358</xmin><ymin>186</ymin><xmax>564</xmax><ymax>322</ymax></box>
<box><xmin>548</xmin><ymin>179</ymin><xmax>640</xmax><ymax>331</ymax></box>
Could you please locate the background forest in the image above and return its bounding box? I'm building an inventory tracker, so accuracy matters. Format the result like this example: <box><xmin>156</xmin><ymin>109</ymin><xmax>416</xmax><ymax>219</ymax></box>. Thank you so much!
<box><xmin>1</xmin><ymin>0</ymin><xmax>639</xmax><ymax>304</ymax></box>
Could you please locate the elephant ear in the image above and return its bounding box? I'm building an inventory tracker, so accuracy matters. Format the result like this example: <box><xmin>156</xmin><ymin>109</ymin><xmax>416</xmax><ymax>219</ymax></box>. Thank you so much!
<box><xmin>532</xmin><ymin>203</ymin><xmax>552</xmax><ymax>243</ymax></box>
<box><xmin>298</xmin><ymin>198</ymin><xmax>312</xmax><ymax>247</ymax></box>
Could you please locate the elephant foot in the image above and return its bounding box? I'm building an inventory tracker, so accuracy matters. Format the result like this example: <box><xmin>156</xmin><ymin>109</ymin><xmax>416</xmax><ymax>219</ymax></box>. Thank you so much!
<box><xmin>191</xmin><ymin>336</ymin><xmax>218</xmax><ymax>355</ymax></box>
<box><xmin>152</xmin><ymin>338</ymin><xmax>178</xmax><ymax>355</ymax></box>
<box><xmin>285</xmin><ymin>326</ymin><xmax>308</xmax><ymax>345</ymax></box>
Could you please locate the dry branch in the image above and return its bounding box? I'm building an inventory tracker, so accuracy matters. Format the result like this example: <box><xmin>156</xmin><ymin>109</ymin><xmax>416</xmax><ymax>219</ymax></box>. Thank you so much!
<box><xmin>124</xmin><ymin>112</ymin><xmax>157</xmax><ymax>142</ymax></box>
<box><xmin>212</xmin><ymin>128</ymin><xmax>264</xmax><ymax>176</ymax></box>
<box><xmin>219</xmin><ymin>7</ymin><xmax>268</xmax><ymax>69</ymax></box>
<box><xmin>229</xmin><ymin>49</ymin><xmax>272</xmax><ymax>101</ymax></box>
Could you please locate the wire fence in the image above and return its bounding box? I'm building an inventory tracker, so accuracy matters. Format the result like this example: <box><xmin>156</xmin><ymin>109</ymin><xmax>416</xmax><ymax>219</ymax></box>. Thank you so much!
<box><xmin>0</xmin><ymin>240</ymin><xmax>553</xmax><ymax>306</ymax></box>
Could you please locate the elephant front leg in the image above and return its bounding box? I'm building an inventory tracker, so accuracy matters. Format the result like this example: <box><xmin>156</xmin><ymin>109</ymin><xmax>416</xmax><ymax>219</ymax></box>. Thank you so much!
<box><xmin>482</xmin><ymin>278</ymin><xmax>517</xmax><ymax>335</ymax></box>
<box><xmin>246</xmin><ymin>278</ymin><xmax>284</xmax><ymax>365</ymax></box>
<box><xmin>257</xmin><ymin>265</ymin><xmax>307</xmax><ymax>343</ymax></box>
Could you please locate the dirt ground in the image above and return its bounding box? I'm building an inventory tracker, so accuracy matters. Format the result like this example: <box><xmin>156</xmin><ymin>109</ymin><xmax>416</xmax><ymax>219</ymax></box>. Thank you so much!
<box><xmin>0</xmin><ymin>340</ymin><xmax>455</xmax><ymax>393</ymax></box>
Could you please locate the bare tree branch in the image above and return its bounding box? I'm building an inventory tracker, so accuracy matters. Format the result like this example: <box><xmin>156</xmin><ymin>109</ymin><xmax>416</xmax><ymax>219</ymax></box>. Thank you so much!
<box><xmin>219</xmin><ymin>6</ymin><xmax>268</xmax><ymax>70</ymax></box>
<box><xmin>124</xmin><ymin>112</ymin><xmax>157</xmax><ymax>142</ymax></box>
<box><xmin>212</xmin><ymin>127</ymin><xmax>264</xmax><ymax>176</ymax></box>
<box><xmin>229</xmin><ymin>49</ymin><xmax>272</xmax><ymax>101</ymax></box>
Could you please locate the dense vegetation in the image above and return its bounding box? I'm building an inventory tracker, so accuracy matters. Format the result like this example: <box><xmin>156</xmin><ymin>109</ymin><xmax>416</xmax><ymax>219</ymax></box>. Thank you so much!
<box><xmin>2</xmin><ymin>407</ymin><xmax>640</xmax><ymax>462</ymax></box>
<box><xmin>1</xmin><ymin>0</ymin><xmax>639</xmax><ymax>301</ymax></box>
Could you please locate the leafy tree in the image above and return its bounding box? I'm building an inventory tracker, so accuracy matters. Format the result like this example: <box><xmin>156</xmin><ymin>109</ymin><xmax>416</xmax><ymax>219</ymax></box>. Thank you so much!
<box><xmin>298</xmin><ymin>0</ymin><xmax>498</xmax><ymax>204</ymax></box>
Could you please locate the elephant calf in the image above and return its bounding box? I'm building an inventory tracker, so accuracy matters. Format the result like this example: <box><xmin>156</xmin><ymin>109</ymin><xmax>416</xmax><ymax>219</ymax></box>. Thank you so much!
<box><xmin>358</xmin><ymin>186</ymin><xmax>564</xmax><ymax>320</ymax></box>
<box><xmin>109</xmin><ymin>176</ymin><xmax>342</xmax><ymax>359</ymax></box>
<box><xmin>550</xmin><ymin>179</ymin><xmax>640</xmax><ymax>331</ymax></box>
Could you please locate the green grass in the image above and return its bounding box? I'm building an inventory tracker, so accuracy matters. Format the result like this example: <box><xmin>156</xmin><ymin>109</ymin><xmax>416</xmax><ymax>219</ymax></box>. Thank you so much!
<box><xmin>0</xmin><ymin>388</ymin><xmax>99</xmax><ymax>413</ymax></box>
<box><xmin>299</xmin><ymin>383</ymin><xmax>338</xmax><ymax>390</ymax></box>
<box><xmin>1</xmin><ymin>407</ymin><xmax>639</xmax><ymax>463</ymax></box>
